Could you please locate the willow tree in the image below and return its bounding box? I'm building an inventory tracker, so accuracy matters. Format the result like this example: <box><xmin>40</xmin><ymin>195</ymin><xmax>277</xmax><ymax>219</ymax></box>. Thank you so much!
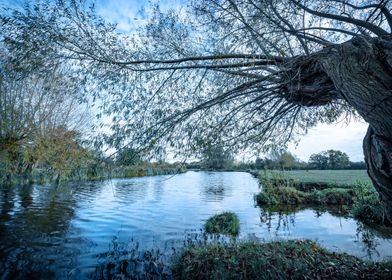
<box><xmin>1</xmin><ymin>0</ymin><xmax>392</xmax><ymax>219</ymax></box>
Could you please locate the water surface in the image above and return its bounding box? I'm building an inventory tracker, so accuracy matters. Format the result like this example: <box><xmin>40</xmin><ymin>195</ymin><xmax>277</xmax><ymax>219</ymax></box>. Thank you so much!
<box><xmin>1</xmin><ymin>171</ymin><xmax>392</xmax><ymax>279</ymax></box>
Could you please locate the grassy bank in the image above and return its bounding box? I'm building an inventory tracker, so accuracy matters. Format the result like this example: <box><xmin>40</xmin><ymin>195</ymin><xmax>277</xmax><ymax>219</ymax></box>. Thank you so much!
<box><xmin>256</xmin><ymin>170</ymin><xmax>389</xmax><ymax>226</ymax></box>
<box><xmin>92</xmin><ymin>238</ymin><xmax>392</xmax><ymax>279</ymax></box>
<box><xmin>173</xmin><ymin>240</ymin><xmax>392</xmax><ymax>279</ymax></box>
<box><xmin>256</xmin><ymin>171</ymin><xmax>356</xmax><ymax>206</ymax></box>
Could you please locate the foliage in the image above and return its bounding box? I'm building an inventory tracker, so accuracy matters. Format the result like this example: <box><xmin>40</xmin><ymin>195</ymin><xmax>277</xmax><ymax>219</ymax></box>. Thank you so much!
<box><xmin>23</xmin><ymin>127</ymin><xmax>111</xmax><ymax>183</ymax></box>
<box><xmin>348</xmin><ymin>161</ymin><xmax>367</xmax><ymax>170</ymax></box>
<box><xmin>116</xmin><ymin>147</ymin><xmax>143</xmax><ymax>166</ymax></box>
<box><xmin>205</xmin><ymin>212</ymin><xmax>240</xmax><ymax>237</ymax></box>
<box><xmin>307</xmin><ymin>188</ymin><xmax>355</xmax><ymax>205</ymax></box>
<box><xmin>173</xmin><ymin>240</ymin><xmax>392</xmax><ymax>280</ymax></box>
<box><xmin>309</xmin><ymin>150</ymin><xmax>351</xmax><ymax>170</ymax></box>
<box><xmin>256</xmin><ymin>149</ymin><xmax>304</xmax><ymax>170</ymax></box>
<box><xmin>352</xmin><ymin>181</ymin><xmax>388</xmax><ymax>225</ymax></box>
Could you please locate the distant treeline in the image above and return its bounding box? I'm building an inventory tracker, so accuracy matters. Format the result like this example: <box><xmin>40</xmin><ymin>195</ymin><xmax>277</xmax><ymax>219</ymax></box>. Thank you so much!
<box><xmin>1</xmin><ymin>141</ymin><xmax>186</xmax><ymax>185</ymax></box>
<box><xmin>187</xmin><ymin>149</ymin><xmax>366</xmax><ymax>171</ymax></box>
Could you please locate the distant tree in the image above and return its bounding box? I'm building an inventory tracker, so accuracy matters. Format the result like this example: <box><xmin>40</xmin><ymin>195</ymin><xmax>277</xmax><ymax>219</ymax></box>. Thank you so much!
<box><xmin>309</xmin><ymin>150</ymin><xmax>350</xmax><ymax>170</ymax></box>
<box><xmin>201</xmin><ymin>143</ymin><xmax>234</xmax><ymax>170</ymax></box>
<box><xmin>254</xmin><ymin>157</ymin><xmax>265</xmax><ymax>169</ymax></box>
<box><xmin>255</xmin><ymin>150</ymin><xmax>300</xmax><ymax>170</ymax></box>
<box><xmin>279</xmin><ymin>151</ymin><xmax>297</xmax><ymax>170</ymax></box>
<box><xmin>349</xmin><ymin>161</ymin><xmax>367</xmax><ymax>170</ymax></box>
<box><xmin>327</xmin><ymin>150</ymin><xmax>350</xmax><ymax>169</ymax></box>
<box><xmin>309</xmin><ymin>153</ymin><xmax>329</xmax><ymax>170</ymax></box>
<box><xmin>266</xmin><ymin>149</ymin><xmax>298</xmax><ymax>170</ymax></box>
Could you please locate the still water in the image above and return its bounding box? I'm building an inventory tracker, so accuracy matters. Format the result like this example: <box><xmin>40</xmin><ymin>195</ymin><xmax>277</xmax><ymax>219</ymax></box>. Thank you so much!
<box><xmin>1</xmin><ymin>171</ymin><xmax>392</xmax><ymax>279</ymax></box>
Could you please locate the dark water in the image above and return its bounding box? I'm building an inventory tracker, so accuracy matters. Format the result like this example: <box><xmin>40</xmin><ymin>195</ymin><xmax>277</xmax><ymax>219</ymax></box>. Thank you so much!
<box><xmin>1</xmin><ymin>171</ymin><xmax>392</xmax><ymax>279</ymax></box>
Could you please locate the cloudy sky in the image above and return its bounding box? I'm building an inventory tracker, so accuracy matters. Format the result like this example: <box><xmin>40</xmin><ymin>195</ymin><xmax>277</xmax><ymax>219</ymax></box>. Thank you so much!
<box><xmin>2</xmin><ymin>0</ymin><xmax>369</xmax><ymax>162</ymax></box>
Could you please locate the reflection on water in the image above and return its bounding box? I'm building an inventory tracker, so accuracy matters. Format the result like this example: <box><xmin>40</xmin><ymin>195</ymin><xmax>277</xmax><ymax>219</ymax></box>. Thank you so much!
<box><xmin>258</xmin><ymin>205</ymin><xmax>392</xmax><ymax>260</ymax></box>
<box><xmin>0</xmin><ymin>171</ymin><xmax>392</xmax><ymax>279</ymax></box>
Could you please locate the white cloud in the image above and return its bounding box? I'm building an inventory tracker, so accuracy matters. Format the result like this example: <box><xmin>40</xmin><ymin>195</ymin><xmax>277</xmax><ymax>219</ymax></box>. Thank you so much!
<box><xmin>289</xmin><ymin>120</ymin><xmax>368</xmax><ymax>162</ymax></box>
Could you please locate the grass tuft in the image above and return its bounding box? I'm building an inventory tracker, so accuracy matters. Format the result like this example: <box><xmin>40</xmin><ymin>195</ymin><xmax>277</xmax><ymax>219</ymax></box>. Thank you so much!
<box><xmin>205</xmin><ymin>212</ymin><xmax>240</xmax><ymax>237</ymax></box>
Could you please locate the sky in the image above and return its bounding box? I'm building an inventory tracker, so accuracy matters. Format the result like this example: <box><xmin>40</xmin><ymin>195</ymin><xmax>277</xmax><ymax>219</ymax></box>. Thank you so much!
<box><xmin>1</xmin><ymin>0</ymin><xmax>369</xmax><ymax>162</ymax></box>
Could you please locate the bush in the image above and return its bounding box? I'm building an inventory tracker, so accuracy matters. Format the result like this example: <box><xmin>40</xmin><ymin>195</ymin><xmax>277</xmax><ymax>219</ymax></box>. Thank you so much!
<box><xmin>256</xmin><ymin>186</ymin><xmax>305</xmax><ymax>206</ymax></box>
<box><xmin>306</xmin><ymin>188</ymin><xmax>355</xmax><ymax>205</ymax></box>
<box><xmin>173</xmin><ymin>240</ymin><xmax>392</xmax><ymax>280</ymax></box>
<box><xmin>352</xmin><ymin>181</ymin><xmax>387</xmax><ymax>225</ymax></box>
<box><xmin>205</xmin><ymin>212</ymin><xmax>240</xmax><ymax>236</ymax></box>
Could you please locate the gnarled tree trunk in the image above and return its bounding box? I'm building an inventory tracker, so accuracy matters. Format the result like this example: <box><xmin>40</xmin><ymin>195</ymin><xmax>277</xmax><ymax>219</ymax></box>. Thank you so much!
<box><xmin>321</xmin><ymin>36</ymin><xmax>392</xmax><ymax>223</ymax></box>
<box><xmin>284</xmin><ymin>36</ymin><xmax>392</xmax><ymax>222</ymax></box>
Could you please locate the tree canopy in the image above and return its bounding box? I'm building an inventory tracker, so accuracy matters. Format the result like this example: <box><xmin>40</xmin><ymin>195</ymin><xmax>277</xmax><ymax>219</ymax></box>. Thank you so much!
<box><xmin>309</xmin><ymin>149</ymin><xmax>350</xmax><ymax>170</ymax></box>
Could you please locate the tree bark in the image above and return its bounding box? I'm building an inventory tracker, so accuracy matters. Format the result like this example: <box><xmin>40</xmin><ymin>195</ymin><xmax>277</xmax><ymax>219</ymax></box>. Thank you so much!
<box><xmin>284</xmin><ymin>36</ymin><xmax>392</xmax><ymax>222</ymax></box>
<box><xmin>364</xmin><ymin>126</ymin><xmax>392</xmax><ymax>222</ymax></box>
<box><xmin>321</xmin><ymin>36</ymin><xmax>392</xmax><ymax>222</ymax></box>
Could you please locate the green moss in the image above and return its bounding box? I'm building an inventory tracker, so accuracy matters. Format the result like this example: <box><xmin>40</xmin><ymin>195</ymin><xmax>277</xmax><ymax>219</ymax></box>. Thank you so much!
<box><xmin>173</xmin><ymin>240</ymin><xmax>392</xmax><ymax>280</ymax></box>
<box><xmin>205</xmin><ymin>212</ymin><xmax>240</xmax><ymax>236</ymax></box>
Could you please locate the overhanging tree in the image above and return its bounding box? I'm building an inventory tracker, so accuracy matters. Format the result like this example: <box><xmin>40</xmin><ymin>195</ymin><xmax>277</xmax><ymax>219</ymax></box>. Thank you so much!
<box><xmin>1</xmin><ymin>0</ymin><xmax>392</xmax><ymax>220</ymax></box>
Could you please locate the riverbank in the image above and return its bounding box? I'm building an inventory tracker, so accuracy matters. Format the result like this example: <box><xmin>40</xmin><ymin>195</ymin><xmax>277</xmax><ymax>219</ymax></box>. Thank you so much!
<box><xmin>93</xmin><ymin>238</ymin><xmax>392</xmax><ymax>279</ymax></box>
<box><xmin>1</xmin><ymin>162</ymin><xmax>187</xmax><ymax>186</ymax></box>
<box><xmin>255</xmin><ymin>170</ymin><xmax>389</xmax><ymax>226</ymax></box>
<box><xmin>173</xmin><ymin>239</ymin><xmax>392</xmax><ymax>279</ymax></box>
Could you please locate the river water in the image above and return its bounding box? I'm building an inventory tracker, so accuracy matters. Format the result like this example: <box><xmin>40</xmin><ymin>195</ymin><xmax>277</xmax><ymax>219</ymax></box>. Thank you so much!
<box><xmin>1</xmin><ymin>171</ymin><xmax>392</xmax><ymax>279</ymax></box>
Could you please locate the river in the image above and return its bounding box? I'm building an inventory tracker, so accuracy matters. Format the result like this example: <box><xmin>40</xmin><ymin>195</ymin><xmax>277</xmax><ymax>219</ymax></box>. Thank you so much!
<box><xmin>1</xmin><ymin>171</ymin><xmax>391</xmax><ymax>279</ymax></box>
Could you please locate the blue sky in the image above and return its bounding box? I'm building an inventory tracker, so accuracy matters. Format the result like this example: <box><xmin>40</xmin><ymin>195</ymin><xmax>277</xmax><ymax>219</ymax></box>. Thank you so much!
<box><xmin>1</xmin><ymin>0</ymin><xmax>369</xmax><ymax>162</ymax></box>
<box><xmin>96</xmin><ymin>0</ymin><xmax>187</xmax><ymax>32</ymax></box>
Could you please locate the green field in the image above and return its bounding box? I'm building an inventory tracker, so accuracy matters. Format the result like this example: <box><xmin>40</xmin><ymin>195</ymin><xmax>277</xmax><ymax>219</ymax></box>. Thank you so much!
<box><xmin>266</xmin><ymin>170</ymin><xmax>371</xmax><ymax>185</ymax></box>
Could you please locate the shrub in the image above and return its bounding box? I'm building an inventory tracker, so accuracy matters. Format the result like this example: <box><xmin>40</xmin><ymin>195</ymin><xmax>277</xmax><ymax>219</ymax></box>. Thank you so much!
<box><xmin>257</xmin><ymin>187</ymin><xmax>305</xmax><ymax>205</ymax></box>
<box><xmin>306</xmin><ymin>188</ymin><xmax>355</xmax><ymax>205</ymax></box>
<box><xmin>205</xmin><ymin>212</ymin><xmax>240</xmax><ymax>236</ymax></box>
<box><xmin>352</xmin><ymin>181</ymin><xmax>387</xmax><ymax>225</ymax></box>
